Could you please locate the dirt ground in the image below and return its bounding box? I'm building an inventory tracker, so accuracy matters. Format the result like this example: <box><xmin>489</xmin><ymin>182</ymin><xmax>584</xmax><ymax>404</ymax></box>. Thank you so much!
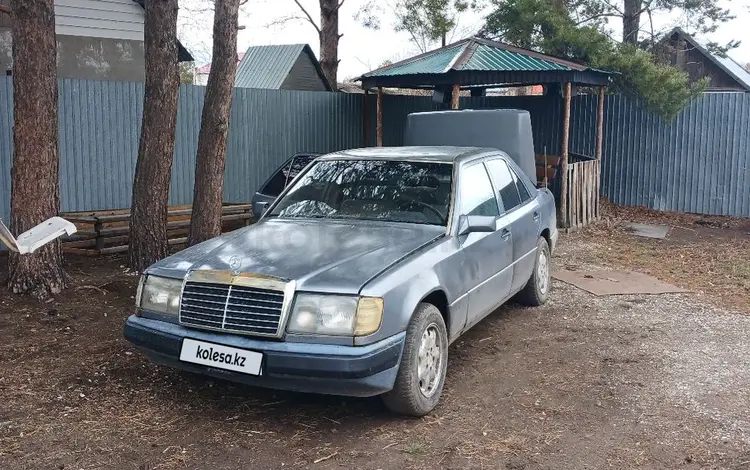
<box><xmin>1</xmin><ymin>210</ymin><xmax>749</xmax><ymax>470</ymax></box>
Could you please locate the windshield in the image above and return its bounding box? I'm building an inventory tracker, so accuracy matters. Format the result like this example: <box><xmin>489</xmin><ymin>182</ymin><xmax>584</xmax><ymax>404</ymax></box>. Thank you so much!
<box><xmin>268</xmin><ymin>159</ymin><xmax>453</xmax><ymax>225</ymax></box>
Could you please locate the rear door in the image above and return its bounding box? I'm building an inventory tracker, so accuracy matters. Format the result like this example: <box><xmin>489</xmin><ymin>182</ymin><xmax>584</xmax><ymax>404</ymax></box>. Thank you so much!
<box><xmin>484</xmin><ymin>157</ymin><xmax>540</xmax><ymax>292</ymax></box>
<box><xmin>457</xmin><ymin>161</ymin><xmax>514</xmax><ymax>331</ymax></box>
<box><xmin>253</xmin><ymin>154</ymin><xmax>317</xmax><ymax>217</ymax></box>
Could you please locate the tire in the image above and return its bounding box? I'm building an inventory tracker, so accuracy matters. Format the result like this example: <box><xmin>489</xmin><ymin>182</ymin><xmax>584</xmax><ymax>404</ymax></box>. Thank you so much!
<box><xmin>382</xmin><ymin>302</ymin><xmax>448</xmax><ymax>417</ymax></box>
<box><xmin>517</xmin><ymin>236</ymin><xmax>551</xmax><ymax>306</ymax></box>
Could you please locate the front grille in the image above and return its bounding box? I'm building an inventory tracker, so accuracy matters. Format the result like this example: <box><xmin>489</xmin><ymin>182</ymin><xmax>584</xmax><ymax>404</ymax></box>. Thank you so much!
<box><xmin>179</xmin><ymin>280</ymin><xmax>285</xmax><ymax>337</ymax></box>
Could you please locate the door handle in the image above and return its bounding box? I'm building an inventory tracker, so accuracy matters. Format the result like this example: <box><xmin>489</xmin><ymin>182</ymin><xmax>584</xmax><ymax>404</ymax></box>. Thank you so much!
<box><xmin>533</xmin><ymin>211</ymin><xmax>540</xmax><ymax>222</ymax></box>
<box><xmin>501</xmin><ymin>228</ymin><xmax>511</xmax><ymax>240</ymax></box>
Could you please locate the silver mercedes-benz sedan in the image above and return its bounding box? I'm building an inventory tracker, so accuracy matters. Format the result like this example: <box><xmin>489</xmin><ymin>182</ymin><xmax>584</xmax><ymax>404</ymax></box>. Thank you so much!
<box><xmin>124</xmin><ymin>146</ymin><xmax>558</xmax><ymax>416</ymax></box>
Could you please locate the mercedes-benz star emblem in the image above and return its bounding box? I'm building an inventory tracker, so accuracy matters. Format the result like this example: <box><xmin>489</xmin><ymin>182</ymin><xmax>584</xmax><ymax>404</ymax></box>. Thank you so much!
<box><xmin>228</xmin><ymin>255</ymin><xmax>242</xmax><ymax>274</ymax></box>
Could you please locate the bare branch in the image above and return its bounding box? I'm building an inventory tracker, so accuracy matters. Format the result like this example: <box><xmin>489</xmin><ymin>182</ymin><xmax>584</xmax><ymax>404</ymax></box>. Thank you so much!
<box><xmin>336</xmin><ymin>0</ymin><xmax>345</xmax><ymax>11</ymax></box>
<box><xmin>575</xmin><ymin>13</ymin><xmax>621</xmax><ymax>26</ymax></box>
<box><xmin>599</xmin><ymin>0</ymin><xmax>624</xmax><ymax>16</ymax></box>
<box><xmin>646</xmin><ymin>6</ymin><xmax>655</xmax><ymax>47</ymax></box>
<box><xmin>637</xmin><ymin>0</ymin><xmax>656</xmax><ymax>17</ymax></box>
<box><xmin>265</xmin><ymin>14</ymin><xmax>308</xmax><ymax>28</ymax></box>
<box><xmin>293</xmin><ymin>0</ymin><xmax>321</xmax><ymax>34</ymax></box>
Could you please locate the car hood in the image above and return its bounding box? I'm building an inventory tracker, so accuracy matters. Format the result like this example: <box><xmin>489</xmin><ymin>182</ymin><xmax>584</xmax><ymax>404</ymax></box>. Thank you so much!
<box><xmin>147</xmin><ymin>218</ymin><xmax>445</xmax><ymax>293</ymax></box>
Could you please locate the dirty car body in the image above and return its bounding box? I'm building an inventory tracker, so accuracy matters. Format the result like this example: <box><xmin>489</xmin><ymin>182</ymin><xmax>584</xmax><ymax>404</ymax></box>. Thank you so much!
<box><xmin>124</xmin><ymin>145</ymin><xmax>558</xmax><ymax>413</ymax></box>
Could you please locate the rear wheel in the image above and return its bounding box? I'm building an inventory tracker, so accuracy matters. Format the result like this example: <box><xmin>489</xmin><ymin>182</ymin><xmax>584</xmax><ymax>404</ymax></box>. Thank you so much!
<box><xmin>517</xmin><ymin>236</ymin><xmax>551</xmax><ymax>306</ymax></box>
<box><xmin>382</xmin><ymin>302</ymin><xmax>448</xmax><ymax>417</ymax></box>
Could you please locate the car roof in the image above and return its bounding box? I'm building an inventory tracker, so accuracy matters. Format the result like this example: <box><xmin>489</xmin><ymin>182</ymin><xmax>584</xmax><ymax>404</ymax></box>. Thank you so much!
<box><xmin>318</xmin><ymin>146</ymin><xmax>500</xmax><ymax>164</ymax></box>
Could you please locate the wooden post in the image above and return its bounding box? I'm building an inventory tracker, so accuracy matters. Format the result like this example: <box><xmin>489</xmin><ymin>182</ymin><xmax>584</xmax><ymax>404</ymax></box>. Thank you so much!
<box><xmin>596</xmin><ymin>86</ymin><xmax>604</xmax><ymax>160</ymax></box>
<box><xmin>376</xmin><ymin>86</ymin><xmax>383</xmax><ymax>147</ymax></box>
<box><xmin>451</xmin><ymin>84</ymin><xmax>460</xmax><ymax>109</ymax></box>
<box><xmin>559</xmin><ymin>82</ymin><xmax>571</xmax><ymax>228</ymax></box>
<box><xmin>363</xmin><ymin>89</ymin><xmax>370</xmax><ymax>147</ymax></box>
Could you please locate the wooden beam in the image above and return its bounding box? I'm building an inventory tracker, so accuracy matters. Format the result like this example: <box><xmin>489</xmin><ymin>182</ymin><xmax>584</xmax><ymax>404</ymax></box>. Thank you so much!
<box><xmin>376</xmin><ymin>86</ymin><xmax>383</xmax><ymax>147</ymax></box>
<box><xmin>596</xmin><ymin>86</ymin><xmax>604</xmax><ymax>160</ymax></box>
<box><xmin>363</xmin><ymin>89</ymin><xmax>370</xmax><ymax>147</ymax></box>
<box><xmin>559</xmin><ymin>82</ymin><xmax>571</xmax><ymax>228</ymax></box>
<box><xmin>450</xmin><ymin>84</ymin><xmax>460</xmax><ymax>109</ymax></box>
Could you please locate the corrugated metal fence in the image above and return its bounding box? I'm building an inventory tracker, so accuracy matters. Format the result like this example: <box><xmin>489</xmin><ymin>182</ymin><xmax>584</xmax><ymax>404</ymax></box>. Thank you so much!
<box><xmin>1</xmin><ymin>77</ymin><xmax>748</xmax><ymax>224</ymax></box>
<box><xmin>573</xmin><ymin>93</ymin><xmax>750</xmax><ymax>217</ymax></box>
<box><xmin>375</xmin><ymin>92</ymin><xmax>750</xmax><ymax>218</ymax></box>
<box><xmin>0</xmin><ymin>77</ymin><xmax>364</xmax><ymax>222</ymax></box>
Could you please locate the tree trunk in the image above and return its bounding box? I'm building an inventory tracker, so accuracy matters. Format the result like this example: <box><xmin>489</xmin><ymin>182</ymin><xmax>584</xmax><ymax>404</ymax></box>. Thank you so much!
<box><xmin>187</xmin><ymin>0</ymin><xmax>240</xmax><ymax>246</ymax></box>
<box><xmin>623</xmin><ymin>0</ymin><xmax>642</xmax><ymax>45</ymax></box>
<box><xmin>7</xmin><ymin>0</ymin><xmax>68</xmax><ymax>300</ymax></box>
<box><xmin>128</xmin><ymin>0</ymin><xmax>180</xmax><ymax>272</ymax></box>
<box><xmin>319</xmin><ymin>0</ymin><xmax>340</xmax><ymax>90</ymax></box>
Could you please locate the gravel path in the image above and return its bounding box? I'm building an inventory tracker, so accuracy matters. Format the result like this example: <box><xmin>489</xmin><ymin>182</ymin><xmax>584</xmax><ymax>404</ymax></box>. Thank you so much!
<box><xmin>1</xmin><ymin>237</ymin><xmax>749</xmax><ymax>469</ymax></box>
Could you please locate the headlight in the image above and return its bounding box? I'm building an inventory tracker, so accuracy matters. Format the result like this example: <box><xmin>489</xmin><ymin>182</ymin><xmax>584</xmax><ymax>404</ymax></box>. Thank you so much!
<box><xmin>137</xmin><ymin>275</ymin><xmax>182</xmax><ymax>315</ymax></box>
<box><xmin>287</xmin><ymin>294</ymin><xmax>383</xmax><ymax>336</ymax></box>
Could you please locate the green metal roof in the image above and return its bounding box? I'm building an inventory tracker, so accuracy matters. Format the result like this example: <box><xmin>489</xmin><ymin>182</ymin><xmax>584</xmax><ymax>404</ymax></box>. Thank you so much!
<box><xmin>369</xmin><ymin>43</ymin><xmax>466</xmax><ymax>77</ymax></box>
<box><xmin>463</xmin><ymin>43</ymin><xmax>570</xmax><ymax>71</ymax></box>
<box><xmin>362</xmin><ymin>37</ymin><xmax>607</xmax><ymax>79</ymax></box>
<box><xmin>235</xmin><ymin>44</ymin><xmax>332</xmax><ymax>90</ymax></box>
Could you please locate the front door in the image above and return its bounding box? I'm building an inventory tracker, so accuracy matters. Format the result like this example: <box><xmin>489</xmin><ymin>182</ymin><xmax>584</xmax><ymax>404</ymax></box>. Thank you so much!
<box><xmin>485</xmin><ymin>158</ymin><xmax>540</xmax><ymax>291</ymax></box>
<box><xmin>456</xmin><ymin>162</ymin><xmax>514</xmax><ymax>332</ymax></box>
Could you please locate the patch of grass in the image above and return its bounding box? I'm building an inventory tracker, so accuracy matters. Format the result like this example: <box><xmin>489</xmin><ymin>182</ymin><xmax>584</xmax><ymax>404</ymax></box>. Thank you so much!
<box><xmin>400</xmin><ymin>439</ymin><xmax>430</xmax><ymax>456</ymax></box>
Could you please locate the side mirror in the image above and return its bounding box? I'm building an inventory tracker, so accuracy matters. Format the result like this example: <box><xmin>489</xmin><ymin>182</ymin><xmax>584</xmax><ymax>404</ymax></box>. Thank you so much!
<box><xmin>457</xmin><ymin>214</ymin><xmax>496</xmax><ymax>236</ymax></box>
<box><xmin>254</xmin><ymin>201</ymin><xmax>270</xmax><ymax>217</ymax></box>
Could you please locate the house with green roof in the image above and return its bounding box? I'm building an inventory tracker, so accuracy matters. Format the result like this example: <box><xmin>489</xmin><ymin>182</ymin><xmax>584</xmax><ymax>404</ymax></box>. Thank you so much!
<box><xmin>235</xmin><ymin>44</ymin><xmax>332</xmax><ymax>92</ymax></box>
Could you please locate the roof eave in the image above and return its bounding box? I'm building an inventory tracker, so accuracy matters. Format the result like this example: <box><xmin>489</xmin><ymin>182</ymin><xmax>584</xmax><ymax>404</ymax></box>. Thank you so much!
<box><xmin>360</xmin><ymin>69</ymin><xmax>612</xmax><ymax>90</ymax></box>
<box><xmin>358</xmin><ymin>38</ymin><xmax>471</xmax><ymax>81</ymax></box>
<box><xmin>300</xmin><ymin>44</ymin><xmax>333</xmax><ymax>91</ymax></box>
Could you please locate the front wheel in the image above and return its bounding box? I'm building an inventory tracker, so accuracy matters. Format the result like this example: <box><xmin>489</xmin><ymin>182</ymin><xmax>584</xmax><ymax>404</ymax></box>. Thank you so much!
<box><xmin>382</xmin><ymin>303</ymin><xmax>448</xmax><ymax>416</ymax></box>
<box><xmin>517</xmin><ymin>236</ymin><xmax>551</xmax><ymax>306</ymax></box>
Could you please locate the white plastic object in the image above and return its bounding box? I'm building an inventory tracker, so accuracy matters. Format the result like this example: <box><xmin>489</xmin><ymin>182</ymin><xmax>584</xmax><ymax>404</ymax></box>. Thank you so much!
<box><xmin>0</xmin><ymin>216</ymin><xmax>77</xmax><ymax>254</ymax></box>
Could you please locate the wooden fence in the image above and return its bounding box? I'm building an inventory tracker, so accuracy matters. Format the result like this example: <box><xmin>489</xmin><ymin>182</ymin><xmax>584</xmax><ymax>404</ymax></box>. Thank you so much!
<box><xmin>565</xmin><ymin>159</ymin><xmax>601</xmax><ymax>230</ymax></box>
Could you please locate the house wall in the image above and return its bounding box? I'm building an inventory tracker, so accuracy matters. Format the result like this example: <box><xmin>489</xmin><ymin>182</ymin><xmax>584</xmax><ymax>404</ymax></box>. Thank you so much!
<box><xmin>656</xmin><ymin>37</ymin><xmax>744</xmax><ymax>91</ymax></box>
<box><xmin>0</xmin><ymin>32</ymin><xmax>145</xmax><ymax>81</ymax></box>
<box><xmin>280</xmin><ymin>52</ymin><xmax>330</xmax><ymax>92</ymax></box>
<box><xmin>0</xmin><ymin>0</ymin><xmax>146</xmax><ymax>81</ymax></box>
<box><xmin>55</xmin><ymin>0</ymin><xmax>145</xmax><ymax>41</ymax></box>
<box><xmin>194</xmin><ymin>72</ymin><xmax>209</xmax><ymax>86</ymax></box>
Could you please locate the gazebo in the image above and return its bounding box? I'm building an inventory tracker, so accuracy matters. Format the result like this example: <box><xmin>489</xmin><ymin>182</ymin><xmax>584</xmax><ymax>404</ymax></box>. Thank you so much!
<box><xmin>359</xmin><ymin>37</ymin><xmax>614</xmax><ymax>229</ymax></box>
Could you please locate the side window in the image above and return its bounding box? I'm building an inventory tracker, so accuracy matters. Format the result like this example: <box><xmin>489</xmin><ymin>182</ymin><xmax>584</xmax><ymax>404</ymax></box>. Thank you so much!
<box><xmin>511</xmin><ymin>168</ymin><xmax>532</xmax><ymax>203</ymax></box>
<box><xmin>259</xmin><ymin>160</ymin><xmax>293</xmax><ymax>197</ymax></box>
<box><xmin>258</xmin><ymin>155</ymin><xmax>316</xmax><ymax>197</ymax></box>
<box><xmin>286</xmin><ymin>155</ymin><xmax>315</xmax><ymax>184</ymax></box>
<box><xmin>459</xmin><ymin>164</ymin><xmax>499</xmax><ymax>217</ymax></box>
<box><xmin>485</xmin><ymin>159</ymin><xmax>522</xmax><ymax>211</ymax></box>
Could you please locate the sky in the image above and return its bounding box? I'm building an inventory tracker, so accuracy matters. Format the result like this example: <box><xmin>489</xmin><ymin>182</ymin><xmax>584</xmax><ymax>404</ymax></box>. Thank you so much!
<box><xmin>179</xmin><ymin>0</ymin><xmax>750</xmax><ymax>81</ymax></box>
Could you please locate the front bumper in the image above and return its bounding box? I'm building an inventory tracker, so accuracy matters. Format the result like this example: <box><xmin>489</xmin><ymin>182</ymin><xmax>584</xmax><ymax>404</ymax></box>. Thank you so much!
<box><xmin>123</xmin><ymin>315</ymin><xmax>405</xmax><ymax>397</ymax></box>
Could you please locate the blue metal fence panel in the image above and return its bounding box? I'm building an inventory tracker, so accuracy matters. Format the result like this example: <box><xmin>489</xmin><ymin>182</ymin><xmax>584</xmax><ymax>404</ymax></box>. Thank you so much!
<box><xmin>597</xmin><ymin>93</ymin><xmax>750</xmax><ymax>217</ymax></box>
<box><xmin>0</xmin><ymin>78</ymin><xmax>365</xmax><ymax>224</ymax></box>
<box><xmin>0</xmin><ymin>76</ymin><xmax>748</xmax><ymax>225</ymax></box>
<box><xmin>375</xmin><ymin>91</ymin><xmax>749</xmax><ymax>217</ymax></box>
<box><xmin>223</xmin><ymin>87</ymin><xmax>364</xmax><ymax>203</ymax></box>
